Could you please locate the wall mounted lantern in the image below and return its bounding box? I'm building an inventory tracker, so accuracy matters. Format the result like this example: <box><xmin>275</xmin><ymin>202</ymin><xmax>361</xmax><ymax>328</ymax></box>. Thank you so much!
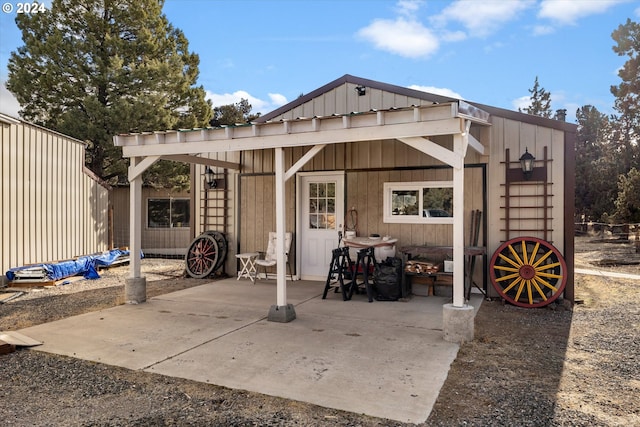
<box><xmin>204</xmin><ymin>166</ymin><xmax>218</xmax><ymax>189</ymax></box>
<box><xmin>355</xmin><ymin>85</ymin><xmax>366</xmax><ymax>96</ymax></box>
<box><xmin>519</xmin><ymin>148</ymin><xmax>535</xmax><ymax>180</ymax></box>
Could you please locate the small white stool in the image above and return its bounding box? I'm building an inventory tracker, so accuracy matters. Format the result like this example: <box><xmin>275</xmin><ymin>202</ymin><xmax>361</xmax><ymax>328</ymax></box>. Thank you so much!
<box><xmin>235</xmin><ymin>252</ymin><xmax>259</xmax><ymax>283</ymax></box>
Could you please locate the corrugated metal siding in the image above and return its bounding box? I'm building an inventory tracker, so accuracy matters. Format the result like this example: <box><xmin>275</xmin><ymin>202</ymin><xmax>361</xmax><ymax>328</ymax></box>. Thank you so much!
<box><xmin>1</xmin><ymin>120</ymin><xmax>109</xmax><ymax>277</ymax></box>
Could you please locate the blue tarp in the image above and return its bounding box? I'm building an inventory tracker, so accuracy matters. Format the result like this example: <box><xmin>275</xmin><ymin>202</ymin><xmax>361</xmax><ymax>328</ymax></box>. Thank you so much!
<box><xmin>6</xmin><ymin>249</ymin><xmax>132</xmax><ymax>282</ymax></box>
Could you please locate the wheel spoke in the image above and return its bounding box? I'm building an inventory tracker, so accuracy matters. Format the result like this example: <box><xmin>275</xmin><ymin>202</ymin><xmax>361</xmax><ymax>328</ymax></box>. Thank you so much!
<box><xmin>499</xmin><ymin>252</ymin><xmax>522</xmax><ymax>269</ymax></box>
<box><xmin>532</xmin><ymin>250</ymin><xmax>554</xmax><ymax>268</ymax></box>
<box><xmin>535</xmin><ymin>261</ymin><xmax>561</xmax><ymax>272</ymax></box>
<box><xmin>530</xmin><ymin>277</ymin><xmax>548</xmax><ymax>301</ymax></box>
<box><xmin>494</xmin><ymin>265</ymin><xmax>520</xmax><ymax>273</ymax></box>
<box><xmin>529</xmin><ymin>242</ymin><xmax>540</xmax><ymax>263</ymax></box>
<box><xmin>521</xmin><ymin>240</ymin><xmax>529</xmax><ymax>264</ymax></box>
<box><xmin>526</xmin><ymin>280</ymin><xmax>533</xmax><ymax>304</ymax></box>
<box><xmin>533</xmin><ymin>276</ymin><xmax>558</xmax><ymax>292</ymax></box>
<box><xmin>514</xmin><ymin>279</ymin><xmax>526</xmax><ymax>301</ymax></box>
<box><xmin>507</xmin><ymin>244</ymin><xmax>525</xmax><ymax>266</ymax></box>
<box><xmin>496</xmin><ymin>272</ymin><xmax>522</xmax><ymax>282</ymax></box>
<box><xmin>503</xmin><ymin>276</ymin><xmax>523</xmax><ymax>293</ymax></box>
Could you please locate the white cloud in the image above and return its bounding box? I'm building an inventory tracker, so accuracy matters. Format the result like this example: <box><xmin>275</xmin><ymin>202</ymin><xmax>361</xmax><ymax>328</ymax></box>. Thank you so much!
<box><xmin>434</xmin><ymin>0</ymin><xmax>535</xmax><ymax>38</ymax></box>
<box><xmin>512</xmin><ymin>95</ymin><xmax>531</xmax><ymax>112</ymax></box>
<box><xmin>408</xmin><ymin>85</ymin><xmax>463</xmax><ymax>99</ymax></box>
<box><xmin>440</xmin><ymin>30</ymin><xmax>467</xmax><ymax>43</ymax></box>
<box><xmin>396</xmin><ymin>0</ymin><xmax>423</xmax><ymax>17</ymax></box>
<box><xmin>538</xmin><ymin>0</ymin><xmax>627</xmax><ymax>25</ymax></box>
<box><xmin>0</xmin><ymin>81</ymin><xmax>21</xmax><ymax>117</ymax></box>
<box><xmin>268</xmin><ymin>93</ymin><xmax>288</xmax><ymax>107</ymax></box>
<box><xmin>206</xmin><ymin>90</ymin><xmax>287</xmax><ymax>114</ymax></box>
<box><xmin>357</xmin><ymin>17</ymin><xmax>439</xmax><ymax>58</ymax></box>
<box><xmin>533</xmin><ymin>25</ymin><xmax>556</xmax><ymax>36</ymax></box>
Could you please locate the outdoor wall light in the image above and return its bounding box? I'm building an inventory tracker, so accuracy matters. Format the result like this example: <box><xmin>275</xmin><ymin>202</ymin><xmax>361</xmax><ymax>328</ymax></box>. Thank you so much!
<box><xmin>355</xmin><ymin>85</ymin><xmax>366</xmax><ymax>96</ymax></box>
<box><xmin>204</xmin><ymin>166</ymin><xmax>217</xmax><ymax>189</ymax></box>
<box><xmin>519</xmin><ymin>148</ymin><xmax>536</xmax><ymax>180</ymax></box>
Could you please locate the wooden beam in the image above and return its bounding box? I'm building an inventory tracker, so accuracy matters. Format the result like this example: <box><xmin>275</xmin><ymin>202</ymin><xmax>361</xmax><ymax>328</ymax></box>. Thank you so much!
<box><xmin>468</xmin><ymin>133</ymin><xmax>484</xmax><ymax>155</ymax></box>
<box><xmin>128</xmin><ymin>155</ymin><xmax>160</xmax><ymax>181</ymax></box>
<box><xmin>284</xmin><ymin>144</ymin><xmax>326</xmax><ymax>181</ymax></box>
<box><xmin>398</xmin><ymin>136</ymin><xmax>463</xmax><ymax>169</ymax></box>
<box><xmin>161</xmin><ymin>154</ymin><xmax>240</xmax><ymax>170</ymax></box>
<box><xmin>118</xmin><ymin>118</ymin><xmax>463</xmax><ymax>158</ymax></box>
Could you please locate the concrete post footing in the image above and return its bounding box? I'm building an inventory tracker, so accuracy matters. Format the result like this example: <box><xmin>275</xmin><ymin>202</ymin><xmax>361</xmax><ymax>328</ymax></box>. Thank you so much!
<box><xmin>125</xmin><ymin>277</ymin><xmax>147</xmax><ymax>304</ymax></box>
<box><xmin>443</xmin><ymin>303</ymin><xmax>474</xmax><ymax>343</ymax></box>
<box><xmin>268</xmin><ymin>304</ymin><xmax>296</xmax><ymax>322</ymax></box>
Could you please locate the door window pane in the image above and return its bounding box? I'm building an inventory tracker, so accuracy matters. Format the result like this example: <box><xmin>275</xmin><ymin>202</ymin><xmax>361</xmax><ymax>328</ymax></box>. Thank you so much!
<box><xmin>308</xmin><ymin>181</ymin><xmax>336</xmax><ymax>230</ymax></box>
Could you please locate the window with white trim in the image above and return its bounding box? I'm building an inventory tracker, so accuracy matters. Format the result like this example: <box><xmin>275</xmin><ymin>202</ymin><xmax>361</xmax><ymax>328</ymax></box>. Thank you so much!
<box><xmin>383</xmin><ymin>182</ymin><xmax>454</xmax><ymax>224</ymax></box>
<box><xmin>147</xmin><ymin>198</ymin><xmax>190</xmax><ymax>228</ymax></box>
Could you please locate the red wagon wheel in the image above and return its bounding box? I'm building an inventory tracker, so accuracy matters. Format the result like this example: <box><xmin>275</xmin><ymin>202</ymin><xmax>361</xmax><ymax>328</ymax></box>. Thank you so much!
<box><xmin>489</xmin><ymin>236</ymin><xmax>567</xmax><ymax>308</ymax></box>
<box><xmin>185</xmin><ymin>231</ymin><xmax>227</xmax><ymax>278</ymax></box>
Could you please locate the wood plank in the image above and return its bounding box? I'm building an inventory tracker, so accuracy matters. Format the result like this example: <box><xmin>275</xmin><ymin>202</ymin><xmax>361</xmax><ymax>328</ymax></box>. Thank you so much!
<box><xmin>0</xmin><ymin>340</ymin><xmax>16</xmax><ymax>355</ymax></box>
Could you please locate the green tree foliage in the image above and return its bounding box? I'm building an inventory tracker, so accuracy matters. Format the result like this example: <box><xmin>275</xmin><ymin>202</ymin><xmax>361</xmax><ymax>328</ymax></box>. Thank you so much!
<box><xmin>611</xmin><ymin>18</ymin><xmax>640</xmax><ymax>174</ymax></box>
<box><xmin>210</xmin><ymin>98</ymin><xmax>261</xmax><ymax>127</ymax></box>
<box><xmin>520</xmin><ymin>76</ymin><xmax>553</xmax><ymax>118</ymax></box>
<box><xmin>575</xmin><ymin>106</ymin><xmax>619</xmax><ymax>221</ymax></box>
<box><xmin>614</xmin><ymin>168</ymin><xmax>640</xmax><ymax>222</ymax></box>
<box><xmin>6</xmin><ymin>0</ymin><xmax>212</xmax><ymax>184</ymax></box>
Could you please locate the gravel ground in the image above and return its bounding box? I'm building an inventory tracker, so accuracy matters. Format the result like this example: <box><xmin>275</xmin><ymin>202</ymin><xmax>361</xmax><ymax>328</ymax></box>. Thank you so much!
<box><xmin>1</xmin><ymin>237</ymin><xmax>639</xmax><ymax>426</ymax></box>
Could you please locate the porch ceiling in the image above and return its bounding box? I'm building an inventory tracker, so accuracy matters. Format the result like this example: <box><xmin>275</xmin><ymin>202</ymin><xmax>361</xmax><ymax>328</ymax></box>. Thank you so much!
<box><xmin>113</xmin><ymin>102</ymin><xmax>490</xmax><ymax>159</ymax></box>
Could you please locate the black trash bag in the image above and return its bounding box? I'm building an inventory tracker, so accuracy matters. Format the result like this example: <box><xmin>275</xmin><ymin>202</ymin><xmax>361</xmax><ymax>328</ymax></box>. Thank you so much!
<box><xmin>373</xmin><ymin>257</ymin><xmax>402</xmax><ymax>301</ymax></box>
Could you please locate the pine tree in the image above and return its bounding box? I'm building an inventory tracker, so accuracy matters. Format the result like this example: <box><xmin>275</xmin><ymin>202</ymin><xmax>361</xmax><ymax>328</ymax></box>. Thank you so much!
<box><xmin>521</xmin><ymin>76</ymin><xmax>553</xmax><ymax>118</ymax></box>
<box><xmin>614</xmin><ymin>168</ymin><xmax>640</xmax><ymax>223</ymax></box>
<box><xmin>6</xmin><ymin>0</ymin><xmax>212</xmax><ymax>183</ymax></box>
<box><xmin>210</xmin><ymin>99</ymin><xmax>261</xmax><ymax>127</ymax></box>
<box><xmin>611</xmin><ymin>18</ymin><xmax>640</xmax><ymax>174</ymax></box>
<box><xmin>575</xmin><ymin>105</ymin><xmax>617</xmax><ymax>221</ymax></box>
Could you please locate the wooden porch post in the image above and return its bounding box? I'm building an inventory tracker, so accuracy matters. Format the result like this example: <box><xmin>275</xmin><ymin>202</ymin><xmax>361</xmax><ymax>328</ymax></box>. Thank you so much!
<box><xmin>126</xmin><ymin>156</ymin><xmax>146</xmax><ymax>304</ymax></box>
<box><xmin>452</xmin><ymin>136</ymin><xmax>465</xmax><ymax>308</ymax></box>
<box><xmin>268</xmin><ymin>147</ymin><xmax>296</xmax><ymax>322</ymax></box>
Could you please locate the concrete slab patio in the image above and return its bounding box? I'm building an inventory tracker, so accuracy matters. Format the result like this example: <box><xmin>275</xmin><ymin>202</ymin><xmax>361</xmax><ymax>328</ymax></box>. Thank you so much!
<box><xmin>19</xmin><ymin>278</ymin><xmax>482</xmax><ymax>424</ymax></box>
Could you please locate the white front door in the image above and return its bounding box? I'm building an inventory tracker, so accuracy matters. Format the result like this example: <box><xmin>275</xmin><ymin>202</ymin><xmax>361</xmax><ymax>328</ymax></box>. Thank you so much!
<box><xmin>297</xmin><ymin>172</ymin><xmax>345</xmax><ymax>280</ymax></box>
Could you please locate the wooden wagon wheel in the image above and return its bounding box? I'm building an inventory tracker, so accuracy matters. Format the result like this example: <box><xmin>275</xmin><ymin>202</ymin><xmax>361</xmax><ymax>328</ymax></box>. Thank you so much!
<box><xmin>489</xmin><ymin>236</ymin><xmax>567</xmax><ymax>308</ymax></box>
<box><xmin>203</xmin><ymin>231</ymin><xmax>227</xmax><ymax>272</ymax></box>
<box><xmin>185</xmin><ymin>231</ymin><xmax>227</xmax><ymax>278</ymax></box>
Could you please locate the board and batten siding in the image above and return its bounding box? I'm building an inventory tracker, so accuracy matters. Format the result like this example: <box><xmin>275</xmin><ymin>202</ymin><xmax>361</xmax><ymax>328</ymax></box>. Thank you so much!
<box><xmin>485</xmin><ymin>116</ymin><xmax>566</xmax><ymax>297</ymax></box>
<box><xmin>237</xmin><ymin>141</ymin><xmax>486</xmax><ymax>275</ymax></box>
<box><xmin>111</xmin><ymin>186</ymin><xmax>192</xmax><ymax>256</ymax></box>
<box><xmin>486</xmin><ymin>116</ymin><xmax>565</xmax><ymax>254</ymax></box>
<box><xmin>1</xmin><ymin>116</ymin><xmax>109</xmax><ymax>279</ymax></box>
<box><xmin>192</xmin><ymin>151</ymin><xmax>241</xmax><ymax>274</ymax></box>
<box><xmin>270</xmin><ymin>82</ymin><xmax>436</xmax><ymax>120</ymax></box>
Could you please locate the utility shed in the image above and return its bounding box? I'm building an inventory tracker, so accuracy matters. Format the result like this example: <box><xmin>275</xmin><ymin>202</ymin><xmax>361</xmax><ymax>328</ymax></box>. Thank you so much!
<box><xmin>0</xmin><ymin>114</ymin><xmax>110</xmax><ymax>283</ymax></box>
<box><xmin>114</xmin><ymin>74</ymin><xmax>577</xmax><ymax>341</ymax></box>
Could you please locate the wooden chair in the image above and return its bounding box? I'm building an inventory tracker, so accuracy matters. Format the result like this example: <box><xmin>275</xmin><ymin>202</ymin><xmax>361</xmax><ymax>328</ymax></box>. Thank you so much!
<box><xmin>256</xmin><ymin>232</ymin><xmax>294</xmax><ymax>280</ymax></box>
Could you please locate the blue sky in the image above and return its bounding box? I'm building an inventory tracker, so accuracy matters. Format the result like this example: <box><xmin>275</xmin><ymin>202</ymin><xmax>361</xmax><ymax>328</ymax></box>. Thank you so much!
<box><xmin>1</xmin><ymin>0</ymin><xmax>638</xmax><ymax>123</ymax></box>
